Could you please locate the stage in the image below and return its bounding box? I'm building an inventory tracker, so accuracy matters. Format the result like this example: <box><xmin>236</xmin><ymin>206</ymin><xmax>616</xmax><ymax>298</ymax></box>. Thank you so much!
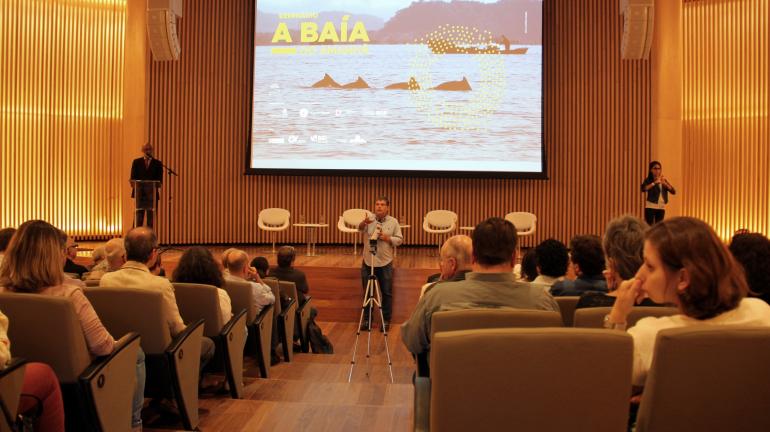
<box><xmin>78</xmin><ymin>244</ymin><xmax>441</xmax><ymax>324</ymax></box>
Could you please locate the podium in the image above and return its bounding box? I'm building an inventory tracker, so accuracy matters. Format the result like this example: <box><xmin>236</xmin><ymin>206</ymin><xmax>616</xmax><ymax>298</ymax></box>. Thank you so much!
<box><xmin>131</xmin><ymin>180</ymin><xmax>160</xmax><ymax>228</ymax></box>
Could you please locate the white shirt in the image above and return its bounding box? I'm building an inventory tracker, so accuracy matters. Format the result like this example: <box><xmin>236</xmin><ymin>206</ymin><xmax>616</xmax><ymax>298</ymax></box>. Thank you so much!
<box><xmin>224</xmin><ymin>273</ymin><xmax>275</xmax><ymax>316</ymax></box>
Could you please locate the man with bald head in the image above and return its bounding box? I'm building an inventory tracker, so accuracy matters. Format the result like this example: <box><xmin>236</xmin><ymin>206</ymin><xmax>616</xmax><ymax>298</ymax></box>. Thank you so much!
<box><xmin>420</xmin><ymin>235</ymin><xmax>473</xmax><ymax>298</ymax></box>
<box><xmin>130</xmin><ymin>142</ymin><xmax>163</xmax><ymax>228</ymax></box>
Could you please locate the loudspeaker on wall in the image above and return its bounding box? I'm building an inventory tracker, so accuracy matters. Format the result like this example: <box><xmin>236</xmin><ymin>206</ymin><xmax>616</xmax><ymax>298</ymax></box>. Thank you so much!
<box><xmin>146</xmin><ymin>0</ymin><xmax>184</xmax><ymax>61</ymax></box>
<box><xmin>620</xmin><ymin>0</ymin><xmax>654</xmax><ymax>60</ymax></box>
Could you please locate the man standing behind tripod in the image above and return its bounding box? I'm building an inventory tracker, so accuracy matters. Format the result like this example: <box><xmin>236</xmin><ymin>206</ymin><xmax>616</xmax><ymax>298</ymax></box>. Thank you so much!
<box><xmin>358</xmin><ymin>196</ymin><xmax>403</xmax><ymax>331</ymax></box>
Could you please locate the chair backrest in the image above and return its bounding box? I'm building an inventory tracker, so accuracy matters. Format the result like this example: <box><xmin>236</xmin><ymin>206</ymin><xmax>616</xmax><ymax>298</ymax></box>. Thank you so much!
<box><xmin>573</xmin><ymin>306</ymin><xmax>679</xmax><ymax>328</ymax></box>
<box><xmin>430</xmin><ymin>328</ymin><xmax>633</xmax><ymax>432</ymax></box>
<box><xmin>0</xmin><ymin>293</ymin><xmax>91</xmax><ymax>383</ymax></box>
<box><xmin>554</xmin><ymin>296</ymin><xmax>580</xmax><ymax>326</ymax></box>
<box><xmin>262</xmin><ymin>278</ymin><xmax>281</xmax><ymax>315</ymax></box>
<box><xmin>278</xmin><ymin>280</ymin><xmax>298</xmax><ymax>302</ymax></box>
<box><xmin>431</xmin><ymin>308</ymin><xmax>563</xmax><ymax>338</ymax></box>
<box><xmin>423</xmin><ymin>210</ymin><xmax>458</xmax><ymax>230</ymax></box>
<box><xmin>258</xmin><ymin>208</ymin><xmax>290</xmax><ymax>227</ymax></box>
<box><xmin>637</xmin><ymin>325</ymin><xmax>770</xmax><ymax>431</ymax></box>
<box><xmin>84</xmin><ymin>287</ymin><xmax>172</xmax><ymax>354</ymax></box>
<box><xmin>223</xmin><ymin>279</ymin><xmax>257</xmax><ymax>324</ymax></box>
<box><xmin>342</xmin><ymin>208</ymin><xmax>371</xmax><ymax>228</ymax></box>
<box><xmin>504</xmin><ymin>212</ymin><xmax>536</xmax><ymax>232</ymax></box>
<box><xmin>172</xmin><ymin>283</ymin><xmax>224</xmax><ymax>338</ymax></box>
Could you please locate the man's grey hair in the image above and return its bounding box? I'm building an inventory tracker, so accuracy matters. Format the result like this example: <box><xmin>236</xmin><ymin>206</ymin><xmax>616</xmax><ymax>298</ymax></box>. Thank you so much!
<box><xmin>603</xmin><ymin>215</ymin><xmax>648</xmax><ymax>280</ymax></box>
<box><xmin>441</xmin><ymin>235</ymin><xmax>473</xmax><ymax>269</ymax></box>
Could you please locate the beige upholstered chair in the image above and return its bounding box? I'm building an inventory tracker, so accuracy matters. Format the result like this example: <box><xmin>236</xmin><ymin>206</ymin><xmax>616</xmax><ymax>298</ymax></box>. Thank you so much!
<box><xmin>422</xmin><ymin>210</ymin><xmax>458</xmax><ymax>253</ymax></box>
<box><xmin>338</xmin><ymin>208</ymin><xmax>371</xmax><ymax>255</ymax></box>
<box><xmin>172</xmin><ymin>283</ymin><xmax>247</xmax><ymax>399</ymax></box>
<box><xmin>257</xmin><ymin>208</ymin><xmax>291</xmax><ymax>253</ymax></box>
<box><xmin>573</xmin><ymin>306</ymin><xmax>679</xmax><ymax>329</ymax></box>
<box><xmin>636</xmin><ymin>326</ymin><xmax>770</xmax><ymax>432</ymax></box>
<box><xmin>84</xmin><ymin>287</ymin><xmax>204</xmax><ymax>430</ymax></box>
<box><xmin>417</xmin><ymin>308</ymin><xmax>564</xmax><ymax>377</ymax></box>
<box><xmin>554</xmin><ymin>296</ymin><xmax>580</xmax><ymax>326</ymax></box>
<box><xmin>277</xmin><ymin>281</ymin><xmax>299</xmax><ymax>361</ymax></box>
<box><xmin>0</xmin><ymin>358</ymin><xmax>27</xmax><ymax>432</ymax></box>
<box><xmin>222</xmin><ymin>279</ymin><xmax>274</xmax><ymax>378</ymax></box>
<box><xmin>0</xmin><ymin>292</ymin><xmax>141</xmax><ymax>432</ymax></box>
<box><xmin>415</xmin><ymin>328</ymin><xmax>633</xmax><ymax>432</ymax></box>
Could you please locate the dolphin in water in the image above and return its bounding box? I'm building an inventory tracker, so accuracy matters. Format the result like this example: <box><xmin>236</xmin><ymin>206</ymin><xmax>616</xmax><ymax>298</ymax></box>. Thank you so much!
<box><xmin>385</xmin><ymin>77</ymin><xmax>420</xmax><ymax>90</ymax></box>
<box><xmin>311</xmin><ymin>73</ymin><xmax>342</xmax><ymax>88</ymax></box>
<box><xmin>432</xmin><ymin>77</ymin><xmax>471</xmax><ymax>91</ymax></box>
<box><xmin>341</xmin><ymin>76</ymin><xmax>370</xmax><ymax>89</ymax></box>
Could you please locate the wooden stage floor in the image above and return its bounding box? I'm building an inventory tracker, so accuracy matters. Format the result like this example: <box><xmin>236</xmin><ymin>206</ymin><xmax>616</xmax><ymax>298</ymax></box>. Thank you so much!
<box><xmin>80</xmin><ymin>244</ymin><xmax>442</xmax><ymax>324</ymax></box>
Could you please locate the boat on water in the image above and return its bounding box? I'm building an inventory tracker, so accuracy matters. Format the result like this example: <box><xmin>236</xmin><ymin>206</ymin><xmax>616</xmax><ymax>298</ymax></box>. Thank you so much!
<box><xmin>427</xmin><ymin>39</ymin><xmax>528</xmax><ymax>55</ymax></box>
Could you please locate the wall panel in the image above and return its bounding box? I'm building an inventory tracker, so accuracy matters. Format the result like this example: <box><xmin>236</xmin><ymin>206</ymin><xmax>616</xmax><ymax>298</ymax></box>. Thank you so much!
<box><xmin>682</xmin><ymin>0</ymin><xmax>769</xmax><ymax>238</ymax></box>
<box><xmin>0</xmin><ymin>0</ymin><xmax>126</xmax><ymax>238</ymax></box>
<box><xmin>148</xmin><ymin>0</ymin><xmax>651</xmax><ymax>246</ymax></box>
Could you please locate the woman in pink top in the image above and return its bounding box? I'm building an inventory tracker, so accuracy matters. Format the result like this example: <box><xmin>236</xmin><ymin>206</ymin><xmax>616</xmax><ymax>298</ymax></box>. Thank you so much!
<box><xmin>0</xmin><ymin>220</ymin><xmax>115</xmax><ymax>356</ymax></box>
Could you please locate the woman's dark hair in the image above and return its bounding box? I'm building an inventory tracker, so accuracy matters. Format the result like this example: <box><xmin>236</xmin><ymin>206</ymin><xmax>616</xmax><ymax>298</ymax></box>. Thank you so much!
<box><xmin>729</xmin><ymin>233</ymin><xmax>770</xmax><ymax>304</ymax></box>
<box><xmin>646</xmin><ymin>217</ymin><xmax>747</xmax><ymax>320</ymax></box>
<box><xmin>172</xmin><ymin>246</ymin><xmax>223</xmax><ymax>287</ymax></box>
<box><xmin>520</xmin><ymin>248</ymin><xmax>538</xmax><ymax>282</ymax></box>
<box><xmin>645</xmin><ymin>160</ymin><xmax>662</xmax><ymax>183</ymax></box>
<box><xmin>250</xmin><ymin>256</ymin><xmax>270</xmax><ymax>278</ymax></box>
<box><xmin>569</xmin><ymin>235</ymin><xmax>605</xmax><ymax>277</ymax></box>
<box><xmin>534</xmin><ymin>239</ymin><xmax>569</xmax><ymax>277</ymax></box>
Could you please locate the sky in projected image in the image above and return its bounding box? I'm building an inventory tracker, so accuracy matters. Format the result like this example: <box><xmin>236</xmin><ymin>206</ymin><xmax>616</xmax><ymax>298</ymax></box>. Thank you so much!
<box><xmin>250</xmin><ymin>0</ymin><xmax>543</xmax><ymax>175</ymax></box>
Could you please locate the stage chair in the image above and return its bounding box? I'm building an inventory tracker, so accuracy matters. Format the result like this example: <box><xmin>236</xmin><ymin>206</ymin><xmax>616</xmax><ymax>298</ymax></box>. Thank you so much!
<box><xmin>172</xmin><ymin>283</ymin><xmax>248</xmax><ymax>399</ymax></box>
<box><xmin>84</xmin><ymin>287</ymin><xmax>204</xmax><ymax>431</ymax></box>
<box><xmin>504</xmin><ymin>211</ymin><xmax>537</xmax><ymax>251</ymax></box>
<box><xmin>636</xmin><ymin>326</ymin><xmax>770</xmax><ymax>432</ymax></box>
<box><xmin>555</xmin><ymin>296</ymin><xmax>580</xmax><ymax>326</ymax></box>
<box><xmin>422</xmin><ymin>210</ymin><xmax>458</xmax><ymax>254</ymax></box>
<box><xmin>338</xmin><ymin>208</ymin><xmax>372</xmax><ymax>255</ymax></box>
<box><xmin>416</xmin><ymin>308</ymin><xmax>563</xmax><ymax>377</ymax></box>
<box><xmin>277</xmin><ymin>281</ymin><xmax>299</xmax><ymax>361</ymax></box>
<box><xmin>222</xmin><ymin>279</ymin><xmax>274</xmax><ymax>378</ymax></box>
<box><xmin>0</xmin><ymin>293</ymin><xmax>141</xmax><ymax>432</ymax></box>
<box><xmin>257</xmin><ymin>208</ymin><xmax>291</xmax><ymax>254</ymax></box>
<box><xmin>573</xmin><ymin>306</ymin><xmax>679</xmax><ymax>329</ymax></box>
<box><xmin>0</xmin><ymin>358</ymin><xmax>27</xmax><ymax>432</ymax></box>
<box><xmin>414</xmin><ymin>328</ymin><xmax>633</xmax><ymax>432</ymax></box>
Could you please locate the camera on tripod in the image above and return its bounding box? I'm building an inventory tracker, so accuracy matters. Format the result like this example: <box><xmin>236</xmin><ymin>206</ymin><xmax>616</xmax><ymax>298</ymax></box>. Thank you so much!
<box><xmin>369</xmin><ymin>233</ymin><xmax>378</xmax><ymax>255</ymax></box>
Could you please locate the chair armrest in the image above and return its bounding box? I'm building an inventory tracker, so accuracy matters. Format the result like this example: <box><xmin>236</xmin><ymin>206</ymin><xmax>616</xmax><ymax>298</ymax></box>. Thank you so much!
<box><xmin>0</xmin><ymin>358</ymin><xmax>27</xmax><ymax>379</ymax></box>
<box><xmin>166</xmin><ymin>319</ymin><xmax>205</xmax><ymax>430</ymax></box>
<box><xmin>414</xmin><ymin>376</ymin><xmax>431</xmax><ymax>432</ymax></box>
<box><xmin>254</xmin><ymin>304</ymin><xmax>273</xmax><ymax>326</ymax></box>
<box><xmin>298</xmin><ymin>296</ymin><xmax>312</xmax><ymax>312</ymax></box>
<box><xmin>219</xmin><ymin>310</ymin><xmax>248</xmax><ymax>399</ymax></box>
<box><xmin>79</xmin><ymin>332</ymin><xmax>142</xmax><ymax>432</ymax></box>
<box><xmin>220</xmin><ymin>309</ymin><xmax>248</xmax><ymax>338</ymax></box>
<box><xmin>279</xmin><ymin>298</ymin><xmax>297</xmax><ymax>318</ymax></box>
<box><xmin>166</xmin><ymin>319</ymin><xmax>205</xmax><ymax>354</ymax></box>
<box><xmin>0</xmin><ymin>357</ymin><xmax>27</xmax><ymax>427</ymax></box>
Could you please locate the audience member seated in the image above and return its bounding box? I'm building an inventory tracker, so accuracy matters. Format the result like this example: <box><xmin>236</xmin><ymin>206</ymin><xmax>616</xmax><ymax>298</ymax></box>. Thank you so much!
<box><xmin>0</xmin><ymin>220</ymin><xmax>145</xmax><ymax>430</ymax></box>
<box><xmin>86</xmin><ymin>238</ymin><xmax>126</xmax><ymax>281</ymax></box>
<box><xmin>100</xmin><ymin>227</ymin><xmax>214</xmax><ymax>374</ymax></box>
<box><xmin>577</xmin><ymin>215</ymin><xmax>659</xmax><ymax>309</ymax></box>
<box><xmin>0</xmin><ymin>227</ymin><xmax>15</xmax><ymax>266</ymax></box>
<box><xmin>91</xmin><ymin>245</ymin><xmax>106</xmax><ymax>269</ymax></box>
<box><xmin>224</xmin><ymin>249</ymin><xmax>275</xmax><ymax>315</ymax></box>
<box><xmin>62</xmin><ymin>233</ymin><xmax>88</xmax><ymax>278</ymax></box>
<box><xmin>172</xmin><ymin>246</ymin><xmax>233</xmax><ymax>325</ymax></box>
<box><xmin>518</xmin><ymin>248</ymin><xmax>538</xmax><ymax>282</ymax></box>
<box><xmin>419</xmin><ymin>235</ymin><xmax>473</xmax><ymax>298</ymax></box>
<box><xmin>250</xmin><ymin>256</ymin><xmax>270</xmax><ymax>279</ymax></box>
<box><xmin>401</xmin><ymin>217</ymin><xmax>559</xmax><ymax>356</ymax></box>
<box><xmin>148</xmin><ymin>249</ymin><xmax>166</xmax><ymax>277</ymax></box>
<box><xmin>530</xmin><ymin>238</ymin><xmax>569</xmax><ymax>291</ymax></box>
<box><xmin>605</xmin><ymin>217</ymin><xmax>770</xmax><ymax>388</ymax></box>
<box><xmin>551</xmin><ymin>235</ymin><xmax>608</xmax><ymax>296</ymax></box>
<box><xmin>729</xmin><ymin>232</ymin><xmax>770</xmax><ymax>305</ymax></box>
<box><xmin>269</xmin><ymin>246</ymin><xmax>310</xmax><ymax>304</ymax></box>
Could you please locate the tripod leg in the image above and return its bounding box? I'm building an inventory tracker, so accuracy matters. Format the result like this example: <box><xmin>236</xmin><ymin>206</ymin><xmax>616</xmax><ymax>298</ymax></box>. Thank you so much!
<box><xmin>348</xmin><ymin>276</ymin><xmax>376</xmax><ymax>382</ymax></box>
<box><xmin>372</xmin><ymin>280</ymin><xmax>395</xmax><ymax>383</ymax></box>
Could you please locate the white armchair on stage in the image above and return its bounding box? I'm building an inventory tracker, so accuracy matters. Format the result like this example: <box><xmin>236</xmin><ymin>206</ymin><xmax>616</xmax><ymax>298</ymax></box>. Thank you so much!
<box><xmin>423</xmin><ymin>210</ymin><xmax>458</xmax><ymax>253</ymax></box>
<box><xmin>338</xmin><ymin>208</ymin><xmax>372</xmax><ymax>255</ymax></box>
<box><xmin>505</xmin><ymin>211</ymin><xmax>537</xmax><ymax>250</ymax></box>
<box><xmin>258</xmin><ymin>208</ymin><xmax>291</xmax><ymax>253</ymax></box>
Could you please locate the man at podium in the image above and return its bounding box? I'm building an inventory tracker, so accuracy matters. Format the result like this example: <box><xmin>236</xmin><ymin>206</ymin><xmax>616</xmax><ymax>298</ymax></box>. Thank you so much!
<box><xmin>130</xmin><ymin>143</ymin><xmax>163</xmax><ymax>228</ymax></box>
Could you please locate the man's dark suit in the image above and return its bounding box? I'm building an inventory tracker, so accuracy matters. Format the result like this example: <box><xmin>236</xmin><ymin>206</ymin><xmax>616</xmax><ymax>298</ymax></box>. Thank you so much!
<box><xmin>269</xmin><ymin>266</ymin><xmax>310</xmax><ymax>304</ymax></box>
<box><xmin>130</xmin><ymin>157</ymin><xmax>163</xmax><ymax>228</ymax></box>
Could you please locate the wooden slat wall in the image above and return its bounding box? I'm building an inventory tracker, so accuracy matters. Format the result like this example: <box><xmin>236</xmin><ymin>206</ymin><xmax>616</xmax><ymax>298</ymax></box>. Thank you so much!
<box><xmin>0</xmin><ymin>0</ymin><xmax>126</xmax><ymax>239</ymax></box>
<box><xmin>682</xmin><ymin>0</ymin><xmax>770</xmax><ymax>238</ymax></box>
<box><xmin>148</xmin><ymin>0</ymin><xmax>651</xmax><ymax>246</ymax></box>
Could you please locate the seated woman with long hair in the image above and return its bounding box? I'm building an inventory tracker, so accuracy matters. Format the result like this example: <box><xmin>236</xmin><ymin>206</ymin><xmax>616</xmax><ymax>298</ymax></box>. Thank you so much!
<box><xmin>0</xmin><ymin>220</ymin><xmax>146</xmax><ymax>431</ymax></box>
<box><xmin>606</xmin><ymin>217</ymin><xmax>770</xmax><ymax>386</ymax></box>
<box><xmin>171</xmin><ymin>246</ymin><xmax>232</xmax><ymax>325</ymax></box>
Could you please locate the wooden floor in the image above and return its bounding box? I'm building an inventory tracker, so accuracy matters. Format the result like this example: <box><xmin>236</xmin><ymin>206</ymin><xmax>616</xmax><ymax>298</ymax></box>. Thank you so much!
<box><xmin>145</xmin><ymin>322</ymin><xmax>415</xmax><ymax>432</ymax></box>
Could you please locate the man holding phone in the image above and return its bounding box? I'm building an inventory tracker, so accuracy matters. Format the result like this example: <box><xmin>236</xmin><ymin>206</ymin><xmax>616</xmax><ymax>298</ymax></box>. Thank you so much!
<box><xmin>358</xmin><ymin>195</ymin><xmax>403</xmax><ymax>331</ymax></box>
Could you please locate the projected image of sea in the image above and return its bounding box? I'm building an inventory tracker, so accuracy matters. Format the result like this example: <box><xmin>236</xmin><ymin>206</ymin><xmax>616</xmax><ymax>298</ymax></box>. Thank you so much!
<box><xmin>252</xmin><ymin>44</ymin><xmax>541</xmax><ymax>165</ymax></box>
